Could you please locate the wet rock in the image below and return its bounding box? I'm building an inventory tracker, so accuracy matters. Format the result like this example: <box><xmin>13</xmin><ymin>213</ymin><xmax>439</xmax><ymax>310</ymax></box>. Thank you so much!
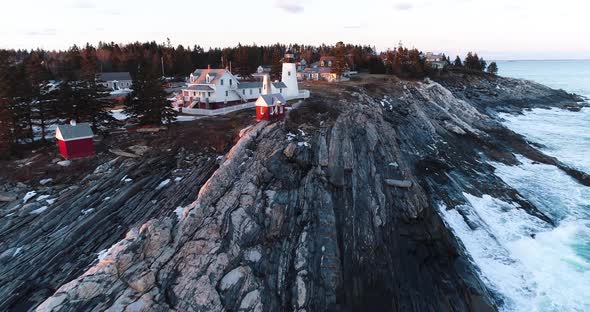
<box><xmin>0</xmin><ymin>193</ymin><xmax>17</xmax><ymax>202</ymax></box>
<box><xmin>128</xmin><ymin>145</ymin><xmax>150</xmax><ymax>156</ymax></box>
<box><xmin>283</xmin><ymin>142</ymin><xmax>297</xmax><ymax>159</ymax></box>
<box><xmin>384</xmin><ymin>179</ymin><xmax>413</xmax><ymax>188</ymax></box>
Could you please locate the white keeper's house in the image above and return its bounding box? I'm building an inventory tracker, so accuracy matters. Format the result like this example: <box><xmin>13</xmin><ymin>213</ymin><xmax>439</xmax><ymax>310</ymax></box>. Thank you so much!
<box><xmin>176</xmin><ymin>51</ymin><xmax>309</xmax><ymax>109</ymax></box>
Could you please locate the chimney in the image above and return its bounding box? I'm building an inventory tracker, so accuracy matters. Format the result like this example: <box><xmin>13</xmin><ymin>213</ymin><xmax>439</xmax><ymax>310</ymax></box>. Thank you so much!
<box><xmin>208</xmin><ymin>64</ymin><xmax>211</xmax><ymax>70</ymax></box>
<box><xmin>262</xmin><ymin>74</ymin><xmax>272</xmax><ymax>95</ymax></box>
<box><xmin>70</xmin><ymin>120</ymin><xmax>77</xmax><ymax>126</ymax></box>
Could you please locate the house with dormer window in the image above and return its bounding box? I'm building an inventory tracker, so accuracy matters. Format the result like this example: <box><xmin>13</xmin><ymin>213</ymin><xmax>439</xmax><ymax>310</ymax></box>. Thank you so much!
<box><xmin>179</xmin><ymin>65</ymin><xmax>290</xmax><ymax>109</ymax></box>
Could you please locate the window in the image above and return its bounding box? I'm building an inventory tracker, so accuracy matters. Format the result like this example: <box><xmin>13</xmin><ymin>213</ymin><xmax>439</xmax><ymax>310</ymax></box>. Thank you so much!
<box><xmin>242</xmin><ymin>89</ymin><xmax>245</xmax><ymax>95</ymax></box>
<box><xmin>288</xmin><ymin>71</ymin><xmax>291</xmax><ymax>76</ymax></box>
<box><xmin>230</xmin><ymin>79</ymin><xmax>233</xmax><ymax>86</ymax></box>
<box><xmin>280</xmin><ymin>89</ymin><xmax>282</xmax><ymax>93</ymax></box>
<box><xmin>259</xmin><ymin>88</ymin><xmax>262</xmax><ymax>93</ymax></box>
<box><xmin>208</xmin><ymin>92</ymin><xmax>211</xmax><ymax>97</ymax></box>
<box><xmin>225</xmin><ymin>91</ymin><xmax>228</xmax><ymax>96</ymax></box>
<box><xmin>250</xmin><ymin>89</ymin><xmax>252</xmax><ymax>95</ymax></box>
<box><xmin>221</xmin><ymin>79</ymin><xmax>224</xmax><ymax>86</ymax></box>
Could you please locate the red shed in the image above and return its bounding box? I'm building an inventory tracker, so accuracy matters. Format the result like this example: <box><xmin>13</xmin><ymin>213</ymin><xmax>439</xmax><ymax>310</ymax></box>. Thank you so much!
<box><xmin>256</xmin><ymin>94</ymin><xmax>286</xmax><ymax>121</ymax></box>
<box><xmin>55</xmin><ymin>121</ymin><xmax>95</xmax><ymax>159</ymax></box>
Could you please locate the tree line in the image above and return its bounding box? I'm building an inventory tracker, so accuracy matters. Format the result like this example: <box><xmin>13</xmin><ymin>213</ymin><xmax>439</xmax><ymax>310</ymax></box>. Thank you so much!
<box><xmin>367</xmin><ymin>45</ymin><xmax>498</xmax><ymax>77</ymax></box>
<box><xmin>4</xmin><ymin>41</ymin><xmax>377</xmax><ymax>81</ymax></box>
<box><xmin>452</xmin><ymin>52</ymin><xmax>498</xmax><ymax>74</ymax></box>
<box><xmin>0</xmin><ymin>48</ymin><xmax>176</xmax><ymax>157</ymax></box>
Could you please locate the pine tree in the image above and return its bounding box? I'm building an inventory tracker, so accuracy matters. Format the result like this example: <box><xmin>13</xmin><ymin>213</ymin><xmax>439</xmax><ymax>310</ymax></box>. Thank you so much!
<box><xmin>236</xmin><ymin>45</ymin><xmax>252</xmax><ymax>79</ymax></box>
<box><xmin>479</xmin><ymin>57</ymin><xmax>487</xmax><ymax>72</ymax></box>
<box><xmin>487</xmin><ymin>62</ymin><xmax>498</xmax><ymax>75</ymax></box>
<box><xmin>26</xmin><ymin>51</ymin><xmax>51</xmax><ymax>143</ymax></box>
<box><xmin>270</xmin><ymin>48</ymin><xmax>282</xmax><ymax>81</ymax></box>
<box><xmin>454</xmin><ymin>55</ymin><xmax>463</xmax><ymax>67</ymax></box>
<box><xmin>125</xmin><ymin>62</ymin><xmax>176</xmax><ymax>125</ymax></box>
<box><xmin>368</xmin><ymin>56</ymin><xmax>386</xmax><ymax>74</ymax></box>
<box><xmin>0</xmin><ymin>51</ymin><xmax>14</xmax><ymax>157</ymax></box>
<box><xmin>75</xmin><ymin>45</ymin><xmax>113</xmax><ymax>130</ymax></box>
<box><xmin>332</xmin><ymin>41</ymin><xmax>347</xmax><ymax>79</ymax></box>
<box><xmin>12</xmin><ymin>64</ymin><xmax>34</xmax><ymax>143</ymax></box>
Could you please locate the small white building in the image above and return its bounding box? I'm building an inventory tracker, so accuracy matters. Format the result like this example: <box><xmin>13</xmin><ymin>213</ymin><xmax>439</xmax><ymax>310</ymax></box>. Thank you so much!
<box><xmin>96</xmin><ymin>72</ymin><xmax>133</xmax><ymax>91</ymax></box>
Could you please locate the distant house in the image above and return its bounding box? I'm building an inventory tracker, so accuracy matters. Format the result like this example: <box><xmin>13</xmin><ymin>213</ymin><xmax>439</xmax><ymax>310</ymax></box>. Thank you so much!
<box><xmin>425</xmin><ymin>52</ymin><xmax>447</xmax><ymax>70</ymax></box>
<box><xmin>297</xmin><ymin>67</ymin><xmax>319</xmax><ymax>81</ymax></box>
<box><xmin>96</xmin><ymin>72</ymin><xmax>133</xmax><ymax>91</ymax></box>
<box><xmin>319</xmin><ymin>56</ymin><xmax>335</xmax><ymax>67</ymax></box>
<box><xmin>55</xmin><ymin>121</ymin><xmax>95</xmax><ymax>159</ymax></box>
<box><xmin>297</xmin><ymin>66</ymin><xmax>338</xmax><ymax>82</ymax></box>
<box><xmin>256</xmin><ymin>94</ymin><xmax>286</xmax><ymax>121</ymax></box>
<box><xmin>252</xmin><ymin>65</ymin><xmax>272</xmax><ymax>78</ymax></box>
<box><xmin>296</xmin><ymin>59</ymin><xmax>307</xmax><ymax>71</ymax></box>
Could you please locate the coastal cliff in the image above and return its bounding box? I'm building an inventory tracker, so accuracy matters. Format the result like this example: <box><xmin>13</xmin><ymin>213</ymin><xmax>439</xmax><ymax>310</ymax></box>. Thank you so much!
<box><xmin>3</xmin><ymin>74</ymin><xmax>584</xmax><ymax>311</ymax></box>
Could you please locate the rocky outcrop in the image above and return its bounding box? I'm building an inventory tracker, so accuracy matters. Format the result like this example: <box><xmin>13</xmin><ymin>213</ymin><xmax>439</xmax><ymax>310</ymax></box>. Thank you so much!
<box><xmin>434</xmin><ymin>73</ymin><xmax>584</xmax><ymax>113</ymax></box>
<box><xmin>0</xmin><ymin>150</ymin><xmax>219</xmax><ymax>311</ymax></box>
<box><xmin>25</xmin><ymin>74</ymin><xmax>588</xmax><ymax>311</ymax></box>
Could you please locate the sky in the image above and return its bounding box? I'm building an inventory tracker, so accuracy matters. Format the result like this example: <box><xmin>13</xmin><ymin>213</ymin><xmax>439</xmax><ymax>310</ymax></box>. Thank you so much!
<box><xmin>0</xmin><ymin>0</ymin><xmax>589</xmax><ymax>60</ymax></box>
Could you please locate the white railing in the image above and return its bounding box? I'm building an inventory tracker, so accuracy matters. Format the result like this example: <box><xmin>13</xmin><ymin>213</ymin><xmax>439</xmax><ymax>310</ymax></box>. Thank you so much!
<box><xmin>178</xmin><ymin>102</ymin><xmax>256</xmax><ymax>116</ymax></box>
<box><xmin>176</xmin><ymin>90</ymin><xmax>311</xmax><ymax>116</ymax></box>
<box><xmin>285</xmin><ymin>89</ymin><xmax>311</xmax><ymax>100</ymax></box>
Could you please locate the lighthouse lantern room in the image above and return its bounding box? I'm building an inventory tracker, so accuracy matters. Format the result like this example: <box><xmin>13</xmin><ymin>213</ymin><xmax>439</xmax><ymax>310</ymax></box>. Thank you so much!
<box><xmin>281</xmin><ymin>50</ymin><xmax>300</xmax><ymax>98</ymax></box>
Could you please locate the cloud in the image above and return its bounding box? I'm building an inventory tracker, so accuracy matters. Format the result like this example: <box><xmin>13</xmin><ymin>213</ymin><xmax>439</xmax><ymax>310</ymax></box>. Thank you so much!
<box><xmin>394</xmin><ymin>2</ymin><xmax>414</xmax><ymax>11</ymax></box>
<box><xmin>26</xmin><ymin>28</ymin><xmax>57</xmax><ymax>36</ymax></box>
<box><xmin>102</xmin><ymin>9</ymin><xmax>121</xmax><ymax>16</ymax></box>
<box><xmin>275</xmin><ymin>0</ymin><xmax>304</xmax><ymax>13</ymax></box>
<box><xmin>71</xmin><ymin>0</ymin><xmax>96</xmax><ymax>9</ymax></box>
<box><xmin>344</xmin><ymin>22</ymin><xmax>368</xmax><ymax>30</ymax></box>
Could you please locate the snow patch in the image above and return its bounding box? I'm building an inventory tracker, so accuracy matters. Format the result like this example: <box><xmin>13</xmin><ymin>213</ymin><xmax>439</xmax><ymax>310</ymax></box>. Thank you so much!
<box><xmin>30</xmin><ymin>206</ymin><xmax>48</xmax><ymax>215</ymax></box>
<box><xmin>219</xmin><ymin>267</ymin><xmax>245</xmax><ymax>291</ymax></box>
<box><xmin>36</xmin><ymin>195</ymin><xmax>51</xmax><ymax>202</ymax></box>
<box><xmin>110</xmin><ymin>109</ymin><xmax>129</xmax><ymax>121</ymax></box>
<box><xmin>156</xmin><ymin>179</ymin><xmax>171</xmax><ymax>190</ymax></box>
<box><xmin>23</xmin><ymin>191</ymin><xmax>37</xmax><ymax>203</ymax></box>
<box><xmin>39</xmin><ymin>178</ymin><xmax>53</xmax><ymax>185</ymax></box>
<box><xmin>97</xmin><ymin>248</ymin><xmax>109</xmax><ymax>261</ymax></box>
<box><xmin>57</xmin><ymin>160</ymin><xmax>71</xmax><ymax>167</ymax></box>
<box><xmin>244</xmin><ymin>249</ymin><xmax>262</xmax><ymax>262</ymax></box>
<box><xmin>174</xmin><ymin>207</ymin><xmax>184</xmax><ymax>220</ymax></box>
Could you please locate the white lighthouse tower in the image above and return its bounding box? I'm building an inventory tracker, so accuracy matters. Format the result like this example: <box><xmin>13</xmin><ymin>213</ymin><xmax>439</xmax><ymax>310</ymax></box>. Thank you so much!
<box><xmin>281</xmin><ymin>50</ymin><xmax>299</xmax><ymax>99</ymax></box>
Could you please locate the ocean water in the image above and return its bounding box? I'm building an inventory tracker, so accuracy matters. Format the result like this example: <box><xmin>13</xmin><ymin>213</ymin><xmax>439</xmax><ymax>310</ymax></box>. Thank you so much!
<box><xmin>439</xmin><ymin>60</ymin><xmax>590</xmax><ymax>312</ymax></box>
<box><xmin>497</xmin><ymin>60</ymin><xmax>590</xmax><ymax>98</ymax></box>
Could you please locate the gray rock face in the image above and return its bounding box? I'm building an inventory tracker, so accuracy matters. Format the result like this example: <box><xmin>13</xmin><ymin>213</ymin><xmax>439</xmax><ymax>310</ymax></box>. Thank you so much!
<box><xmin>25</xmin><ymin>75</ymin><xmax>588</xmax><ymax>311</ymax></box>
<box><xmin>0</xmin><ymin>151</ymin><xmax>219</xmax><ymax>311</ymax></box>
